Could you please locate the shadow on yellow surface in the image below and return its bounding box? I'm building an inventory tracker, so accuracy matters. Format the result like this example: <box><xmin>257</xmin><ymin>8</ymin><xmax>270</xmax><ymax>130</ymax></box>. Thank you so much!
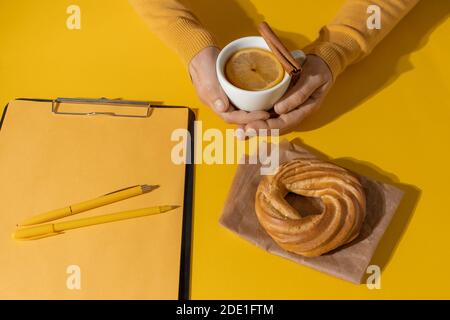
<box><xmin>334</xmin><ymin>158</ymin><xmax>421</xmax><ymax>278</ymax></box>
<box><xmin>186</xmin><ymin>0</ymin><xmax>310</xmax><ymax>53</ymax></box>
<box><xmin>302</xmin><ymin>0</ymin><xmax>450</xmax><ymax>130</ymax></box>
<box><xmin>188</xmin><ymin>0</ymin><xmax>449</xmax><ymax>131</ymax></box>
<box><xmin>291</xmin><ymin>138</ymin><xmax>421</xmax><ymax>275</ymax></box>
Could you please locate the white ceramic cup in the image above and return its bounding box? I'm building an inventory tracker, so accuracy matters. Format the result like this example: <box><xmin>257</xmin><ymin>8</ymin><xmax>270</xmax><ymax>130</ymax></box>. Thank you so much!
<box><xmin>216</xmin><ymin>36</ymin><xmax>306</xmax><ymax>112</ymax></box>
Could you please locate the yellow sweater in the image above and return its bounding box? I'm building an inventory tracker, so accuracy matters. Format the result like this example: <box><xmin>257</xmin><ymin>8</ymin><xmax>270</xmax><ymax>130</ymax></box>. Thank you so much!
<box><xmin>129</xmin><ymin>0</ymin><xmax>419</xmax><ymax>79</ymax></box>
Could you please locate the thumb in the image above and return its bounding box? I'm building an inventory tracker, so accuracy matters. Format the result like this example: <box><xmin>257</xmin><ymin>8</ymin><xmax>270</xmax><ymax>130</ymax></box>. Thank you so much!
<box><xmin>205</xmin><ymin>81</ymin><xmax>230</xmax><ymax>113</ymax></box>
<box><xmin>189</xmin><ymin>47</ymin><xmax>230</xmax><ymax>113</ymax></box>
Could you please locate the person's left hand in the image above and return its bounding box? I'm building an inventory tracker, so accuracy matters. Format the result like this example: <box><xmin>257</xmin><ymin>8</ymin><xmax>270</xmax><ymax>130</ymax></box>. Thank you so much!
<box><xmin>239</xmin><ymin>55</ymin><xmax>333</xmax><ymax>136</ymax></box>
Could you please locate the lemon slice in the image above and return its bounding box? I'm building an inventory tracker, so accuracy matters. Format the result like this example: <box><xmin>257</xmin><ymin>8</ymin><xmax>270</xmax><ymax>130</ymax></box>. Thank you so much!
<box><xmin>225</xmin><ymin>47</ymin><xmax>284</xmax><ymax>91</ymax></box>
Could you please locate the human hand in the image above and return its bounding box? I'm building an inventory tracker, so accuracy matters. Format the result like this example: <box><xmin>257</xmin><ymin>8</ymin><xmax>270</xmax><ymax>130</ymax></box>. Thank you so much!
<box><xmin>240</xmin><ymin>55</ymin><xmax>333</xmax><ymax>136</ymax></box>
<box><xmin>188</xmin><ymin>47</ymin><xmax>270</xmax><ymax>127</ymax></box>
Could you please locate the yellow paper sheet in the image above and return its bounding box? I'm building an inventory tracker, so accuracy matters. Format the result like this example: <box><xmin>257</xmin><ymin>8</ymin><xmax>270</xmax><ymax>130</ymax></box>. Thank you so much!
<box><xmin>0</xmin><ymin>99</ymin><xmax>190</xmax><ymax>299</ymax></box>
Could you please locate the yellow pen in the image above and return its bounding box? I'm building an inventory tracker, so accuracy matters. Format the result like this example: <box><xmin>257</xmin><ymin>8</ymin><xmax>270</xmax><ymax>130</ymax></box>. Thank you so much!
<box><xmin>19</xmin><ymin>185</ymin><xmax>158</xmax><ymax>226</ymax></box>
<box><xmin>13</xmin><ymin>205</ymin><xmax>179</xmax><ymax>240</ymax></box>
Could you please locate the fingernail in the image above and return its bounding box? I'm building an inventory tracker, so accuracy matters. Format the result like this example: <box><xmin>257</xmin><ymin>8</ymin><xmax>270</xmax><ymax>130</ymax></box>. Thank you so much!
<box><xmin>213</xmin><ymin>99</ymin><xmax>226</xmax><ymax>112</ymax></box>
<box><xmin>245</xmin><ymin>128</ymin><xmax>257</xmax><ymax>138</ymax></box>
<box><xmin>274</xmin><ymin>104</ymin><xmax>283</xmax><ymax>114</ymax></box>
<box><xmin>236</xmin><ymin>129</ymin><xmax>245</xmax><ymax>140</ymax></box>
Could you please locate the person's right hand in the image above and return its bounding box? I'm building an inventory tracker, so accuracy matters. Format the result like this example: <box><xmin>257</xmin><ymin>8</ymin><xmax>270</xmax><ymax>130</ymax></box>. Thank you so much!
<box><xmin>188</xmin><ymin>47</ymin><xmax>270</xmax><ymax>128</ymax></box>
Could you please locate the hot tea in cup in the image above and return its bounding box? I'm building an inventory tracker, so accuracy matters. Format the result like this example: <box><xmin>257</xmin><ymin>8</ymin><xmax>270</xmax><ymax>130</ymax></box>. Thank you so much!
<box><xmin>224</xmin><ymin>48</ymin><xmax>284</xmax><ymax>91</ymax></box>
<box><xmin>216</xmin><ymin>36</ymin><xmax>305</xmax><ymax>112</ymax></box>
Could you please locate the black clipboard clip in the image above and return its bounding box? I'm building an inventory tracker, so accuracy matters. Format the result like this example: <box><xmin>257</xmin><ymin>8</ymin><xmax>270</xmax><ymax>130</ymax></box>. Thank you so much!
<box><xmin>51</xmin><ymin>97</ymin><xmax>153</xmax><ymax>118</ymax></box>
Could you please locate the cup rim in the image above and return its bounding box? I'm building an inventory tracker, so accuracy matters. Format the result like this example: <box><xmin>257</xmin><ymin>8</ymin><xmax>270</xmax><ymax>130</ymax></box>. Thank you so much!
<box><xmin>216</xmin><ymin>36</ymin><xmax>290</xmax><ymax>95</ymax></box>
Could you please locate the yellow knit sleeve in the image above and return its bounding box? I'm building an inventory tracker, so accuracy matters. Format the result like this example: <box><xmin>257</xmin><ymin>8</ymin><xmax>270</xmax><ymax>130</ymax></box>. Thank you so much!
<box><xmin>129</xmin><ymin>0</ymin><xmax>217</xmax><ymax>64</ymax></box>
<box><xmin>304</xmin><ymin>0</ymin><xmax>420</xmax><ymax>80</ymax></box>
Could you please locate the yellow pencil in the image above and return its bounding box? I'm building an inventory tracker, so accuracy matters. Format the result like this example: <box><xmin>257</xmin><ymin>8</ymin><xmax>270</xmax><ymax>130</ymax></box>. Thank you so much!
<box><xmin>19</xmin><ymin>184</ymin><xmax>158</xmax><ymax>226</ymax></box>
<box><xmin>13</xmin><ymin>205</ymin><xmax>179</xmax><ymax>240</ymax></box>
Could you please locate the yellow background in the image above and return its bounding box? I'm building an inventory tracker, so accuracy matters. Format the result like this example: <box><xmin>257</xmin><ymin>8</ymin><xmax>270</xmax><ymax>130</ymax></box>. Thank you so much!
<box><xmin>0</xmin><ymin>0</ymin><xmax>449</xmax><ymax>299</ymax></box>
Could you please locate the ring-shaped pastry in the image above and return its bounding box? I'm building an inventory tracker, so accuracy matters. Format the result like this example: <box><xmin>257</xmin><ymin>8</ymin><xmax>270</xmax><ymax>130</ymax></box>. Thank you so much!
<box><xmin>255</xmin><ymin>157</ymin><xmax>366</xmax><ymax>257</ymax></box>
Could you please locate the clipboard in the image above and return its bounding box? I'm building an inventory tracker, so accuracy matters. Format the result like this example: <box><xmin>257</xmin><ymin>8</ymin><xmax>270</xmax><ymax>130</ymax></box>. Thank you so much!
<box><xmin>0</xmin><ymin>98</ymin><xmax>195</xmax><ymax>300</ymax></box>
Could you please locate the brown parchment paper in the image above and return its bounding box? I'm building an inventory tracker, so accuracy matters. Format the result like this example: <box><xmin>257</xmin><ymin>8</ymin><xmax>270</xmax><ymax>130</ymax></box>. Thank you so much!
<box><xmin>219</xmin><ymin>140</ymin><xmax>404</xmax><ymax>284</ymax></box>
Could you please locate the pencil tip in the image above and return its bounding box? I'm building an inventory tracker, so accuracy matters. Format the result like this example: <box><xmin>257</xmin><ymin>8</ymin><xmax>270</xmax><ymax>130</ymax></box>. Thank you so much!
<box><xmin>141</xmin><ymin>184</ymin><xmax>159</xmax><ymax>193</ymax></box>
